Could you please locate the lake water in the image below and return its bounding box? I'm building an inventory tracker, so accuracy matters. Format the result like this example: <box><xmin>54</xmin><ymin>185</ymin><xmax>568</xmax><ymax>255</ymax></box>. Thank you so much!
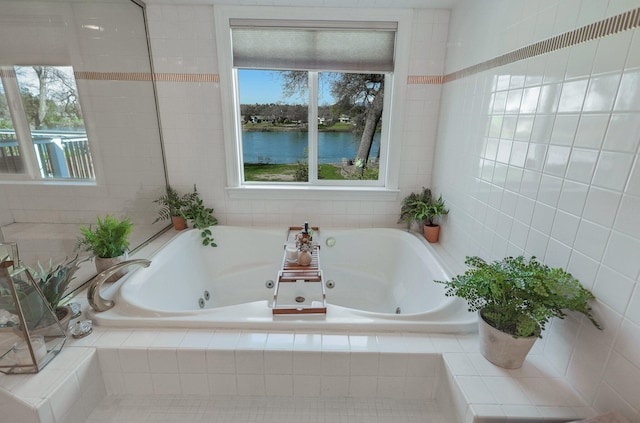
<box><xmin>242</xmin><ymin>131</ymin><xmax>380</xmax><ymax>164</ymax></box>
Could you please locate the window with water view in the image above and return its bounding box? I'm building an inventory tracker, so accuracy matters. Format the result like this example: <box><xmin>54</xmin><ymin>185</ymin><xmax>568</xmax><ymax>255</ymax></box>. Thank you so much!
<box><xmin>230</xmin><ymin>19</ymin><xmax>395</xmax><ymax>187</ymax></box>
<box><xmin>239</xmin><ymin>70</ymin><xmax>383</xmax><ymax>183</ymax></box>
<box><xmin>0</xmin><ymin>65</ymin><xmax>94</xmax><ymax>180</ymax></box>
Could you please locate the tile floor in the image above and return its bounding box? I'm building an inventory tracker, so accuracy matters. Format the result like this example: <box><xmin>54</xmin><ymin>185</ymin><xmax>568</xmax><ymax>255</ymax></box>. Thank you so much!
<box><xmin>85</xmin><ymin>395</ymin><xmax>445</xmax><ymax>423</ymax></box>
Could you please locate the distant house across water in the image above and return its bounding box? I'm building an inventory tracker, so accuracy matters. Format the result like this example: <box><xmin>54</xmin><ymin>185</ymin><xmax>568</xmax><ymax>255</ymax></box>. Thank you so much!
<box><xmin>250</xmin><ymin>115</ymin><xmax>276</xmax><ymax>124</ymax></box>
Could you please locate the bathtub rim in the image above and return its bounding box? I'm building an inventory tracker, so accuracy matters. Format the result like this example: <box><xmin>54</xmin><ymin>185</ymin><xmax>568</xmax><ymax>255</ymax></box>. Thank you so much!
<box><xmin>118</xmin><ymin>226</ymin><xmax>456</xmax><ymax>316</ymax></box>
<box><xmin>89</xmin><ymin>225</ymin><xmax>477</xmax><ymax>334</ymax></box>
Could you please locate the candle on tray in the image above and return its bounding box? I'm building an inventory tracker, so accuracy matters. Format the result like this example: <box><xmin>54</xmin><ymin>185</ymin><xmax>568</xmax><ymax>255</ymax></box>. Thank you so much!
<box><xmin>285</xmin><ymin>245</ymin><xmax>299</xmax><ymax>262</ymax></box>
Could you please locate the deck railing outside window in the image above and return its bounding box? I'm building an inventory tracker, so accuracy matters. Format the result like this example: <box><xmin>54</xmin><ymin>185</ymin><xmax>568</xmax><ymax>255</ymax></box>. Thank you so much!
<box><xmin>0</xmin><ymin>129</ymin><xmax>95</xmax><ymax>179</ymax></box>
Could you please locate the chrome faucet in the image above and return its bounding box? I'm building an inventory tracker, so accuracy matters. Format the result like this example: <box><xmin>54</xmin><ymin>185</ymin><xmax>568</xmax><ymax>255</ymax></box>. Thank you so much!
<box><xmin>87</xmin><ymin>259</ymin><xmax>151</xmax><ymax>312</ymax></box>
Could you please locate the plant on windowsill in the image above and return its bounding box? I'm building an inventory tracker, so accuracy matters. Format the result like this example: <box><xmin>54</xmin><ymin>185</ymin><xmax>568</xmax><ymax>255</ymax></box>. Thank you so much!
<box><xmin>435</xmin><ymin>256</ymin><xmax>601</xmax><ymax>369</ymax></box>
<box><xmin>179</xmin><ymin>185</ymin><xmax>218</xmax><ymax>247</ymax></box>
<box><xmin>153</xmin><ymin>184</ymin><xmax>195</xmax><ymax>230</ymax></box>
<box><xmin>398</xmin><ymin>187</ymin><xmax>448</xmax><ymax>242</ymax></box>
<box><xmin>77</xmin><ymin>215</ymin><xmax>133</xmax><ymax>282</ymax></box>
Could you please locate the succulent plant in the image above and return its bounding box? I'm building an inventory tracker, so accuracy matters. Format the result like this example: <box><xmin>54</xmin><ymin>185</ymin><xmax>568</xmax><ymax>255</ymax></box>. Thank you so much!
<box><xmin>32</xmin><ymin>255</ymin><xmax>90</xmax><ymax>310</ymax></box>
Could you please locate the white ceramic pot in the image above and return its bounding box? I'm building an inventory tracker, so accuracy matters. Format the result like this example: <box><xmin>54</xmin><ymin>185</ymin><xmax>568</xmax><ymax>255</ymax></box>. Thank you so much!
<box><xmin>298</xmin><ymin>251</ymin><xmax>312</xmax><ymax>266</ymax></box>
<box><xmin>478</xmin><ymin>311</ymin><xmax>538</xmax><ymax>369</ymax></box>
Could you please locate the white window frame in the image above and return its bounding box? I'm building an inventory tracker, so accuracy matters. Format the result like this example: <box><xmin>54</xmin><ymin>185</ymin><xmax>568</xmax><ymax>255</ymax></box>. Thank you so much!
<box><xmin>215</xmin><ymin>6</ymin><xmax>411</xmax><ymax>200</ymax></box>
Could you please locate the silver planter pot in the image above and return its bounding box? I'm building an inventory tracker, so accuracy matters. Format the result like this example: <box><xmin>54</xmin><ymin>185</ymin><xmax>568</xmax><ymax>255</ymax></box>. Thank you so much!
<box><xmin>478</xmin><ymin>311</ymin><xmax>538</xmax><ymax>369</ymax></box>
<box><xmin>94</xmin><ymin>254</ymin><xmax>128</xmax><ymax>283</ymax></box>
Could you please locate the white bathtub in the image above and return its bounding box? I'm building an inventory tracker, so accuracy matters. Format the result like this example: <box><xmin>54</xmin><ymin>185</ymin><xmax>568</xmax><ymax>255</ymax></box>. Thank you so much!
<box><xmin>89</xmin><ymin>226</ymin><xmax>476</xmax><ymax>333</ymax></box>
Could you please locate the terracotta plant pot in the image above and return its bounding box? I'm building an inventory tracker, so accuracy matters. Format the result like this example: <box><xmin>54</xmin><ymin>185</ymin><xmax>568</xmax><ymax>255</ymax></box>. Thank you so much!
<box><xmin>478</xmin><ymin>311</ymin><xmax>538</xmax><ymax>369</ymax></box>
<box><xmin>171</xmin><ymin>215</ymin><xmax>187</xmax><ymax>230</ymax></box>
<box><xmin>423</xmin><ymin>224</ymin><xmax>440</xmax><ymax>243</ymax></box>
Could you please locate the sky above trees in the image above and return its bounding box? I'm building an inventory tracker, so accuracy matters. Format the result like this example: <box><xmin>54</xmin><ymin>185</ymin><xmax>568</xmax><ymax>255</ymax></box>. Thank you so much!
<box><xmin>238</xmin><ymin>69</ymin><xmax>335</xmax><ymax>105</ymax></box>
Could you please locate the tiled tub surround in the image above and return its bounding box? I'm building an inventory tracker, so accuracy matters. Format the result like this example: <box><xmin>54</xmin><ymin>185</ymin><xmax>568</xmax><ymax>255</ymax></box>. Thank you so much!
<box><xmin>0</xmin><ymin>327</ymin><xmax>596</xmax><ymax>423</ymax></box>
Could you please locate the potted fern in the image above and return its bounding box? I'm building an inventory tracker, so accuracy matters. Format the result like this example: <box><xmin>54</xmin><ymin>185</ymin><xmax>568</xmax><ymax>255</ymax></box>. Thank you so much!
<box><xmin>398</xmin><ymin>188</ymin><xmax>448</xmax><ymax>242</ymax></box>
<box><xmin>153</xmin><ymin>185</ymin><xmax>195</xmax><ymax>230</ymax></box>
<box><xmin>436</xmin><ymin>256</ymin><xmax>601</xmax><ymax>368</ymax></box>
<box><xmin>180</xmin><ymin>186</ymin><xmax>218</xmax><ymax>247</ymax></box>
<box><xmin>77</xmin><ymin>215</ymin><xmax>133</xmax><ymax>282</ymax></box>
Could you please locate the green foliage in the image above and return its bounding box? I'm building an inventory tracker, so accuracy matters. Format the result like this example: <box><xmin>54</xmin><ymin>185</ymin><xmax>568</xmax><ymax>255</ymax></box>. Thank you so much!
<box><xmin>77</xmin><ymin>215</ymin><xmax>133</xmax><ymax>258</ymax></box>
<box><xmin>294</xmin><ymin>148</ymin><xmax>309</xmax><ymax>182</ymax></box>
<box><xmin>424</xmin><ymin>195</ymin><xmax>448</xmax><ymax>226</ymax></box>
<box><xmin>398</xmin><ymin>188</ymin><xmax>449</xmax><ymax>226</ymax></box>
<box><xmin>179</xmin><ymin>186</ymin><xmax>218</xmax><ymax>247</ymax></box>
<box><xmin>153</xmin><ymin>185</ymin><xmax>195</xmax><ymax>223</ymax></box>
<box><xmin>30</xmin><ymin>255</ymin><xmax>90</xmax><ymax>309</ymax></box>
<box><xmin>318</xmin><ymin>164</ymin><xmax>344</xmax><ymax>179</ymax></box>
<box><xmin>436</xmin><ymin>256</ymin><xmax>601</xmax><ymax>338</ymax></box>
<box><xmin>243</xmin><ymin>163</ymin><xmax>348</xmax><ymax>182</ymax></box>
<box><xmin>294</xmin><ymin>159</ymin><xmax>308</xmax><ymax>182</ymax></box>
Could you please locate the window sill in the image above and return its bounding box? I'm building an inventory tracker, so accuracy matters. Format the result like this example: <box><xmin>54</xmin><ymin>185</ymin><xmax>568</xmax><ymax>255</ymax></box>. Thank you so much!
<box><xmin>0</xmin><ymin>179</ymin><xmax>97</xmax><ymax>186</ymax></box>
<box><xmin>226</xmin><ymin>185</ymin><xmax>400</xmax><ymax>201</ymax></box>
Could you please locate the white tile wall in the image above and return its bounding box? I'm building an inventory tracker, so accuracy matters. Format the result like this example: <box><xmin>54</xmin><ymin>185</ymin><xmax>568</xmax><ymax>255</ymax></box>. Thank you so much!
<box><xmin>0</xmin><ymin>0</ymin><xmax>166</xmax><ymax>232</ymax></box>
<box><xmin>435</xmin><ymin>1</ymin><xmax>640</xmax><ymax>421</ymax></box>
<box><xmin>147</xmin><ymin>4</ymin><xmax>449</xmax><ymax>229</ymax></box>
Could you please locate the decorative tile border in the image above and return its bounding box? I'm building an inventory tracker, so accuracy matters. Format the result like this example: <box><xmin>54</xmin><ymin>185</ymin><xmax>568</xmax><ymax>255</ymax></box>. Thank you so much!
<box><xmin>407</xmin><ymin>75</ymin><xmax>443</xmax><ymax>85</ymax></box>
<box><xmin>74</xmin><ymin>71</ymin><xmax>219</xmax><ymax>83</ymax></box>
<box><xmin>409</xmin><ymin>7</ymin><xmax>640</xmax><ymax>85</ymax></box>
<box><xmin>9</xmin><ymin>8</ymin><xmax>638</xmax><ymax>87</ymax></box>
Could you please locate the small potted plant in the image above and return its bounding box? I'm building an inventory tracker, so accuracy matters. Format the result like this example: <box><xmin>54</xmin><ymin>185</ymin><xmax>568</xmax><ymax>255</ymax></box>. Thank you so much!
<box><xmin>31</xmin><ymin>255</ymin><xmax>89</xmax><ymax>326</ymax></box>
<box><xmin>423</xmin><ymin>194</ymin><xmax>448</xmax><ymax>243</ymax></box>
<box><xmin>180</xmin><ymin>186</ymin><xmax>218</xmax><ymax>247</ymax></box>
<box><xmin>77</xmin><ymin>215</ymin><xmax>133</xmax><ymax>281</ymax></box>
<box><xmin>153</xmin><ymin>185</ymin><xmax>195</xmax><ymax>230</ymax></box>
<box><xmin>398</xmin><ymin>188</ymin><xmax>448</xmax><ymax>242</ymax></box>
<box><xmin>436</xmin><ymin>256</ymin><xmax>601</xmax><ymax>369</ymax></box>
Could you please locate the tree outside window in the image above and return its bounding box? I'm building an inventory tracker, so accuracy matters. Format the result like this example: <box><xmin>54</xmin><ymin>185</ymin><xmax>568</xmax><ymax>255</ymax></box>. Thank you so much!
<box><xmin>0</xmin><ymin>65</ymin><xmax>94</xmax><ymax>180</ymax></box>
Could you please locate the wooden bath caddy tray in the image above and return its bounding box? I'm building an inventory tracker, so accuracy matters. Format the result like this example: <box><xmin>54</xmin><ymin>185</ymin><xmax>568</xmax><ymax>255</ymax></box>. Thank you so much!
<box><xmin>272</xmin><ymin>227</ymin><xmax>326</xmax><ymax>315</ymax></box>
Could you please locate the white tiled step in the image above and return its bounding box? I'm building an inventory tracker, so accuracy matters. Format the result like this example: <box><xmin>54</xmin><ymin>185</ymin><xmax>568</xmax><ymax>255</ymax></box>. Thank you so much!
<box><xmin>0</xmin><ymin>329</ymin><xmax>598</xmax><ymax>423</ymax></box>
<box><xmin>85</xmin><ymin>395</ymin><xmax>446</xmax><ymax>423</ymax></box>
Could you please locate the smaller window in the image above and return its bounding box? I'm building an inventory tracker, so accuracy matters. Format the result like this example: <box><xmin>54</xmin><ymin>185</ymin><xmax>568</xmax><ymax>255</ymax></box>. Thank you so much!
<box><xmin>0</xmin><ymin>65</ymin><xmax>95</xmax><ymax>181</ymax></box>
<box><xmin>0</xmin><ymin>75</ymin><xmax>22</xmax><ymax>174</ymax></box>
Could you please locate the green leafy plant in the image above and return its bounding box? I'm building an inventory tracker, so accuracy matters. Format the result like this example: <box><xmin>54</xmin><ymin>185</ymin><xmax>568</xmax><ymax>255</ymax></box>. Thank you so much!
<box><xmin>31</xmin><ymin>255</ymin><xmax>90</xmax><ymax>310</ymax></box>
<box><xmin>398</xmin><ymin>187</ymin><xmax>432</xmax><ymax>226</ymax></box>
<box><xmin>398</xmin><ymin>188</ymin><xmax>448</xmax><ymax>226</ymax></box>
<box><xmin>436</xmin><ymin>256</ymin><xmax>601</xmax><ymax>338</ymax></box>
<box><xmin>77</xmin><ymin>215</ymin><xmax>133</xmax><ymax>258</ymax></box>
<box><xmin>153</xmin><ymin>185</ymin><xmax>195</xmax><ymax>223</ymax></box>
<box><xmin>180</xmin><ymin>186</ymin><xmax>218</xmax><ymax>247</ymax></box>
<box><xmin>424</xmin><ymin>194</ymin><xmax>448</xmax><ymax>226</ymax></box>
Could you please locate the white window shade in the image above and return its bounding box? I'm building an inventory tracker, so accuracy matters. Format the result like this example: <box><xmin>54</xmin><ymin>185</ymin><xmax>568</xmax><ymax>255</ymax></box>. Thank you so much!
<box><xmin>231</xmin><ymin>19</ymin><xmax>397</xmax><ymax>72</ymax></box>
